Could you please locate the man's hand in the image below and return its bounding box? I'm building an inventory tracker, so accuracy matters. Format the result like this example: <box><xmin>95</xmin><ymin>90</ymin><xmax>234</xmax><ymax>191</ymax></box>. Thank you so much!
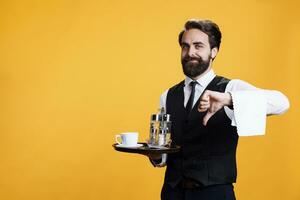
<box><xmin>198</xmin><ymin>90</ymin><xmax>232</xmax><ymax>126</ymax></box>
<box><xmin>140</xmin><ymin>152</ymin><xmax>162</xmax><ymax>160</ymax></box>
<box><xmin>147</xmin><ymin>154</ymin><xmax>162</xmax><ymax>160</ymax></box>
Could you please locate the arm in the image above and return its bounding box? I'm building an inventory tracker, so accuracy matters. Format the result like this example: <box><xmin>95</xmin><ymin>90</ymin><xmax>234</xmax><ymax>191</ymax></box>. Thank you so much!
<box><xmin>198</xmin><ymin>79</ymin><xmax>290</xmax><ymax>136</ymax></box>
<box><xmin>226</xmin><ymin>79</ymin><xmax>290</xmax><ymax>115</ymax></box>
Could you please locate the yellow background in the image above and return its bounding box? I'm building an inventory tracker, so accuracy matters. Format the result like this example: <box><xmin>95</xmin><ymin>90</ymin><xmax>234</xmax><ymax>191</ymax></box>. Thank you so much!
<box><xmin>0</xmin><ymin>0</ymin><xmax>299</xmax><ymax>199</ymax></box>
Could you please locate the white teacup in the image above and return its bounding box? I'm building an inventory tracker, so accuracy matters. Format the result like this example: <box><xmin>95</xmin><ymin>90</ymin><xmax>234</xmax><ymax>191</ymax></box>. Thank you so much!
<box><xmin>115</xmin><ymin>132</ymin><xmax>138</xmax><ymax>147</ymax></box>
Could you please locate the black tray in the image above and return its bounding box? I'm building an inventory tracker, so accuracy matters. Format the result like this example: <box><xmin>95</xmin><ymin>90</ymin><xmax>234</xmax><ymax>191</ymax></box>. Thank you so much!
<box><xmin>113</xmin><ymin>142</ymin><xmax>180</xmax><ymax>155</ymax></box>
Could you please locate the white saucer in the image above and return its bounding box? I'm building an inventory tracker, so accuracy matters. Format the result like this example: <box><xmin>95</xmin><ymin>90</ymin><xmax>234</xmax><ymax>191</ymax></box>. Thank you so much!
<box><xmin>116</xmin><ymin>144</ymin><xmax>143</xmax><ymax>148</ymax></box>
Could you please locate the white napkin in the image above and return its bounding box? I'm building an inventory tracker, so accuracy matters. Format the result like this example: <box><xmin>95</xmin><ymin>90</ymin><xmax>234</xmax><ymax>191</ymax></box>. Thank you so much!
<box><xmin>230</xmin><ymin>90</ymin><xmax>267</xmax><ymax>136</ymax></box>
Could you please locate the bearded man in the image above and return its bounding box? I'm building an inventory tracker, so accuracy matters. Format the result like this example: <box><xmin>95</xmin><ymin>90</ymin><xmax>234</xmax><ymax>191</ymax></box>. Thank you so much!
<box><xmin>149</xmin><ymin>19</ymin><xmax>290</xmax><ymax>200</ymax></box>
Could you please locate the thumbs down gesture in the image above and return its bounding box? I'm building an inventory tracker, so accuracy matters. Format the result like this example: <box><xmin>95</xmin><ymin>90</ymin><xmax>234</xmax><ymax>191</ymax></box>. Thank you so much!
<box><xmin>198</xmin><ymin>90</ymin><xmax>233</xmax><ymax>126</ymax></box>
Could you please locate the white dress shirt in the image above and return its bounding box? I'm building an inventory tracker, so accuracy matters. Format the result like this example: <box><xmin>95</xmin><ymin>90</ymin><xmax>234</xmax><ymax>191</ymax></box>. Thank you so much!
<box><xmin>152</xmin><ymin>69</ymin><xmax>290</xmax><ymax>167</ymax></box>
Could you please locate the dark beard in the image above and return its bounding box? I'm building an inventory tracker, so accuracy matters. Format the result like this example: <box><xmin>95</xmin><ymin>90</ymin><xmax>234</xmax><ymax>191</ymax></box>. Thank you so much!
<box><xmin>181</xmin><ymin>56</ymin><xmax>210</xmax><ymax>79</ymax></box>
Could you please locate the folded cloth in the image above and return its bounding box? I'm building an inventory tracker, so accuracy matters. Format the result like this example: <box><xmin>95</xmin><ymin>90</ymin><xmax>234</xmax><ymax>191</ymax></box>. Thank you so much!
<box><xmin>230</xmin><ymin>90</ymin><xmax>267</xmax><ymax>136</ymax></box>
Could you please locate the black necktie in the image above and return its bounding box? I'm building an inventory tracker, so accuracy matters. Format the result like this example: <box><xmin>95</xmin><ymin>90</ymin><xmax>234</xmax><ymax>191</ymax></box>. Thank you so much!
<box><xmin>186</xmin><ymin>81</ymin><xmax>197</xmax><ymax>113</ymax></box>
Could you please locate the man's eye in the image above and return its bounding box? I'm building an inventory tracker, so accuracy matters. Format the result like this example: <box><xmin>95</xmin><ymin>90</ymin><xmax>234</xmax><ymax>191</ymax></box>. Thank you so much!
<box><xmin>181</xmin><ymin>45</ymin><xmax>188</xmax><ymax>49</ymax></box>
<box><xmin>195</xmin><ymin>45</ymin><xmax>203</xmax><ymax>49</ymax></box>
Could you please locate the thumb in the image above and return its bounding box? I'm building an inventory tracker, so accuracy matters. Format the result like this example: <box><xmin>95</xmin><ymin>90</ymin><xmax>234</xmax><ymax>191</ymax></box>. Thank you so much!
<box><xmin>201</xmin><ymin>90</ymin><xmax>211</xmax><ymax>101</ymax></box>
<box><xmin>203</xmin><ymin>111</ymin><xmax>214</xmax><ymax>126</ymax></box>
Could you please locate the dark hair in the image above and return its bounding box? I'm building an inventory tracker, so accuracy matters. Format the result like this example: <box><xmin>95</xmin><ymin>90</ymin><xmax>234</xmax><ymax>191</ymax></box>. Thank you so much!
<box><xmin>178</xmin><ymin>19</ymin><xmax>222</xmax><ymax>50</ymax></box>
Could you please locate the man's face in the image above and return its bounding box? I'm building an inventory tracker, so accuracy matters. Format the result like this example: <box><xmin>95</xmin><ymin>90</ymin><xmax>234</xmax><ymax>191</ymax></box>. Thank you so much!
<box><xmin>181</xmin><ymin>29</ymin><xmax>213</xmax><ymax>79</ymax></box>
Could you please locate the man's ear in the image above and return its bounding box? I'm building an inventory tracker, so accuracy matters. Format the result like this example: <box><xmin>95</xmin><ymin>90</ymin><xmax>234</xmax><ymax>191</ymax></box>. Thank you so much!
<box><xmin>211</xmin><ymin>47</ymin><xmax>218</xmax><ymax>60</ymax></box>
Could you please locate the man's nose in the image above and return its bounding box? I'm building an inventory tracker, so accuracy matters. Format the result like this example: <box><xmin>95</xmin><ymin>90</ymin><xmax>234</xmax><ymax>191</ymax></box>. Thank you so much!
<box><xmin>188</xmin><ymin>47</ymin><xmax>196</xmax><ymax>57</ymax></box>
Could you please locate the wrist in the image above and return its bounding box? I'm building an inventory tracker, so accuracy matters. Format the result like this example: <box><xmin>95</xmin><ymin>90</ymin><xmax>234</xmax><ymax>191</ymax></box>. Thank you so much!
<box><xmin>223</xmin><ymin>92</ymin><xmax>233</xmax><ymax>106</ymax></box>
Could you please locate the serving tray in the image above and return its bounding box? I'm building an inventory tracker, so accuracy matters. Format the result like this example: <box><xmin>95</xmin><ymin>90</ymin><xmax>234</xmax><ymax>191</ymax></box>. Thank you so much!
<box><xmin>113</xmin><ymin>142</ymin><xmax>180</xmax><ymax>155</ymax></box>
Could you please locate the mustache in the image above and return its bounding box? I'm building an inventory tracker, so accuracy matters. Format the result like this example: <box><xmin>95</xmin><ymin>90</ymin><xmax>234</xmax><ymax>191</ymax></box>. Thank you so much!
<box><xmin>182</xmin><ymin>56</ymin><xmax>202</xmax><ymax>62</ymax></box>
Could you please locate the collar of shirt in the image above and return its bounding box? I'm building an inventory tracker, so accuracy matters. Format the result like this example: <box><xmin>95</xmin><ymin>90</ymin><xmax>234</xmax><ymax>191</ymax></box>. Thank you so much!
<box><xmin>184</xmin><ymin>69</ymin><xmax>216</xmax><ymax>88</ymax></box>
<box><xmin>183</xmin><ymin>69</ymin><xmax>216</xmax><ymax>107</ymax></box>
